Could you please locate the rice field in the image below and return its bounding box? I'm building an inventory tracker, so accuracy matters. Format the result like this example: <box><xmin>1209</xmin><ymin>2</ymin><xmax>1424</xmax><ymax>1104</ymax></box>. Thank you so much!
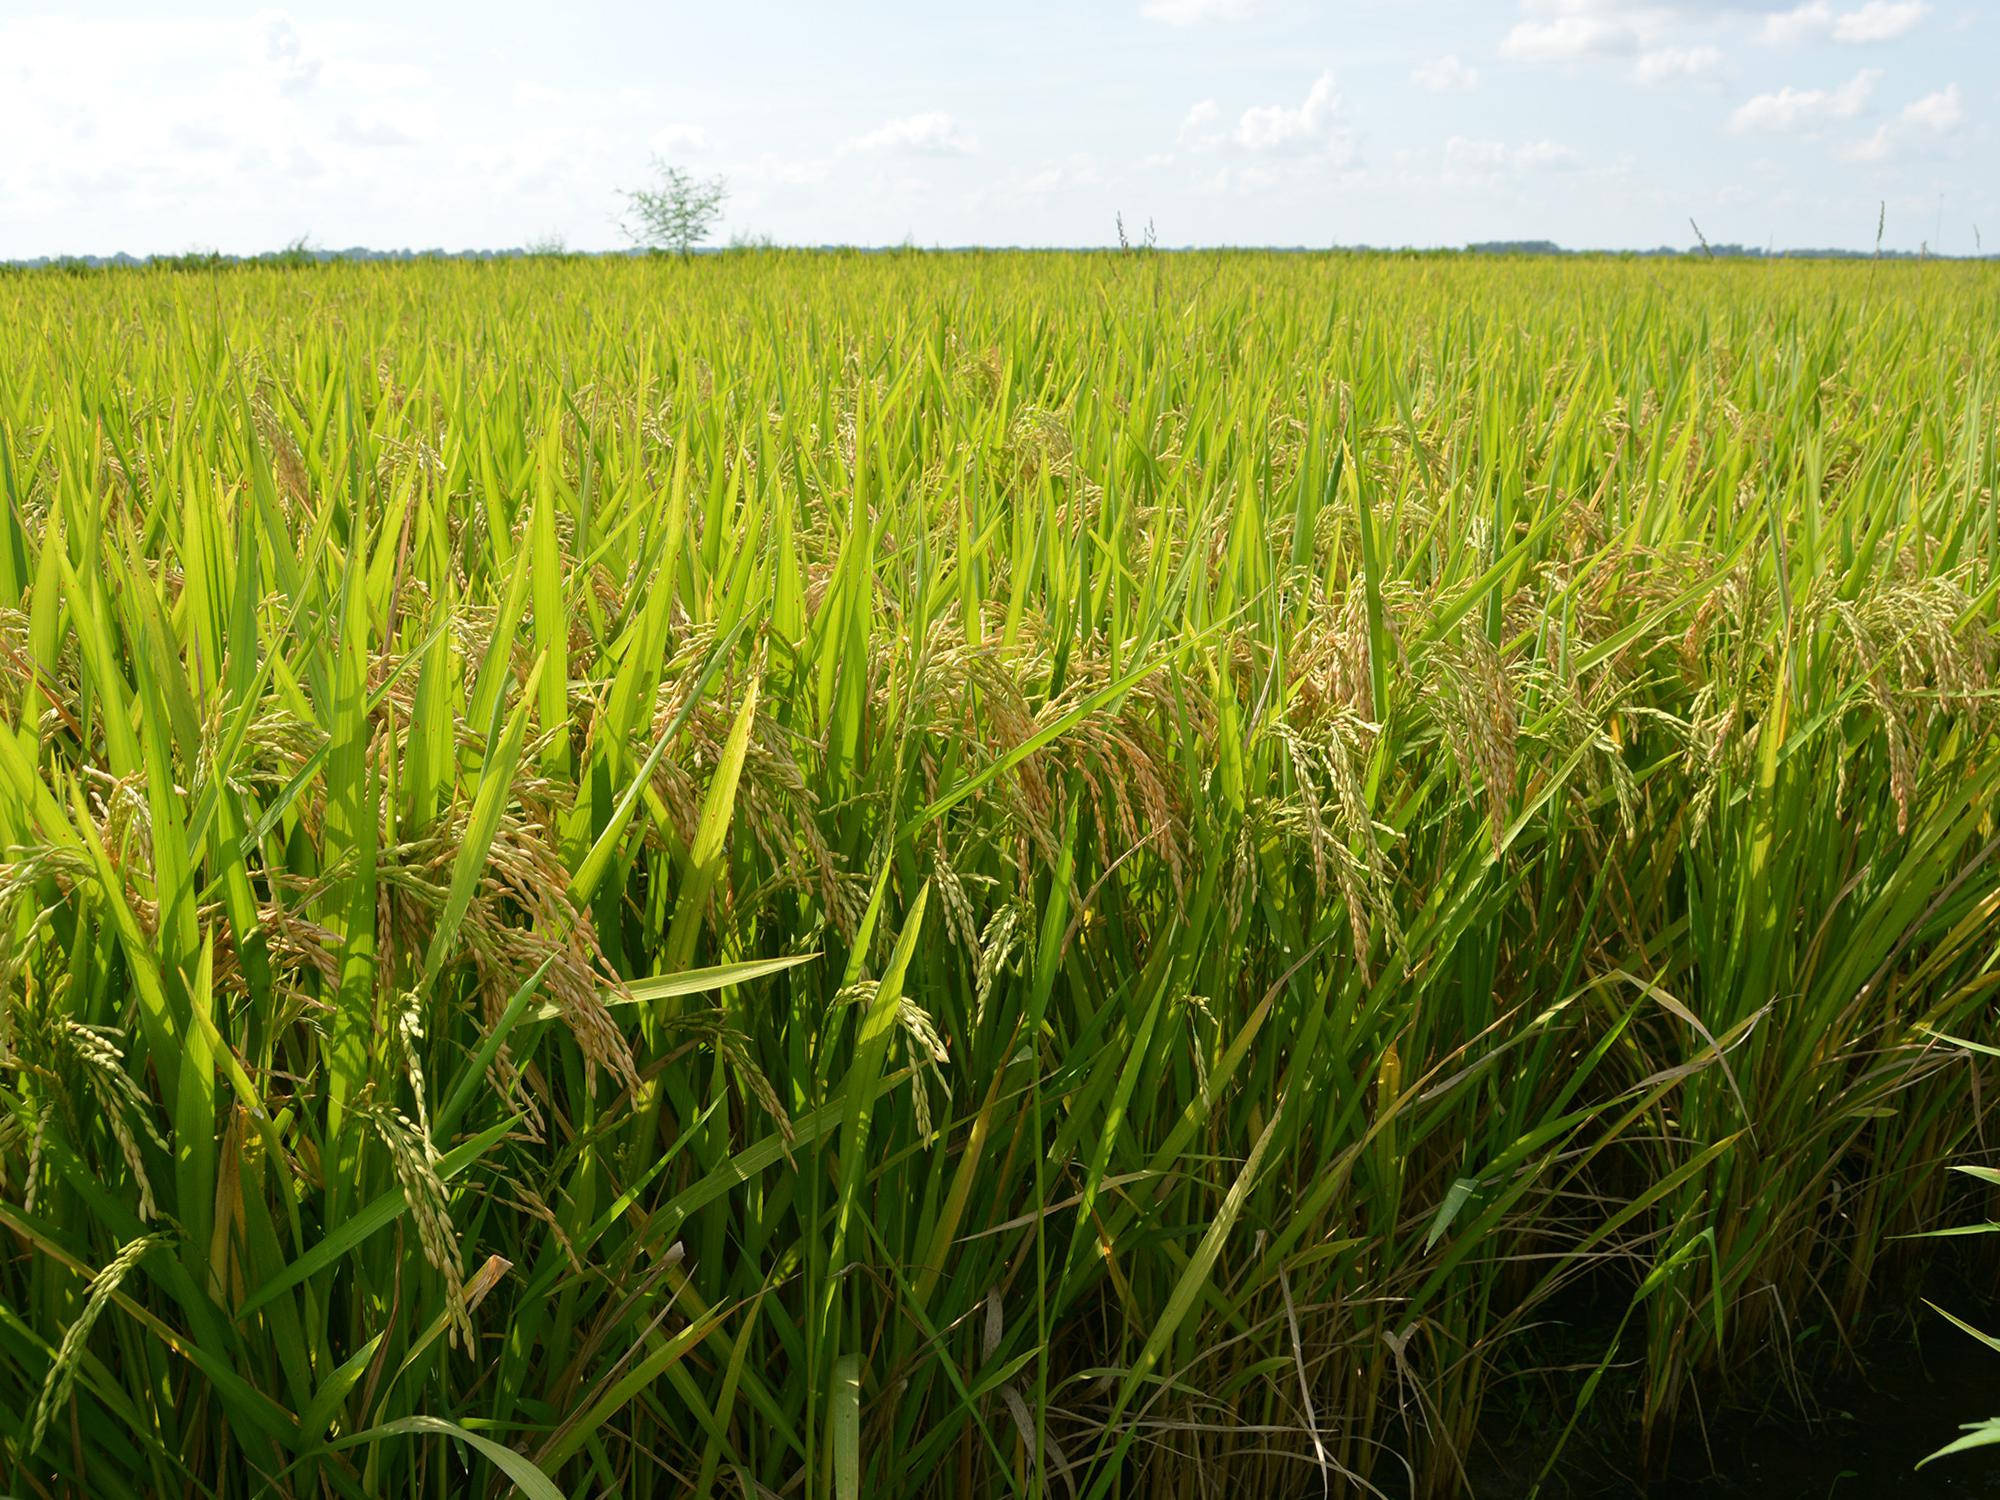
<box><xmin>1</xmin><ymin>249</ymin><xmax>1997</xmax><ymax>1498</ymax></box>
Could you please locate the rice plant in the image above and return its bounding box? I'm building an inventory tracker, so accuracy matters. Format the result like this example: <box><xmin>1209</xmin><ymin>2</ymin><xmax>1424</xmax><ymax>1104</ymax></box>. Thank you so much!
<box><xmin>1</xmin><ymin>250</ymin><xmax>1996</xmax><ymax>1498</ymax></box>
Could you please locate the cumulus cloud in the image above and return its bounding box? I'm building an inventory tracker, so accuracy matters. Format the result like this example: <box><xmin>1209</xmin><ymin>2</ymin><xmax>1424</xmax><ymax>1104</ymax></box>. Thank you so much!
<box><xmin>1499</xmin><ymin>1</ymin><xmax>1680</xmax><ymax>64</ymax></box>
<box><xmin>1502</xmin><ymin>14</ymin><xmax>1644</xmax><ymax>63</ymax></box>
<box><xmin>1839</xmin><ymin>81</ymin><xmax>1964</xmax><ymax>160</ymax></box>
<box><xmin>1233</xmin><ymin>72</ymin><xmax>1341</xmax><ymax>152</ymax></box>
<box><xmin>1729</xmin><ymin>68</ymin><xmax>1879</xmax><ymax>133</ymax></box>
<box><xmin>1180</xmin><ymin>72</ymin><xmax>1349</xmax><ymax>156</ymax></box>
<box><xmin>844</xmin><ymin>112</ymin><xmax>975</xmax><ymax>156</ymax></box>
<box><xmin>1412</xmin><ymin>55</ymin><xmax>1480</xmax><ymax>93</ymax></box>
<box><xmin>252</xmin><ymin>9</ymin><xmax>319</xmax><ymax>95</ymax></box>
<box><xmin>1758</xmin><ymin>1</ymin><xmax>1834</xmax><ymax>44</ymax></box>
<box><xmin>1178</xmin><ymin>100</ymin><xmax>1222</xmax><ymax>149</ymax></box>
<box><xmin>1900</xmin><ymin>80</ymin><xmax>1964</xmax><ymax>131</ymax></box>
<box><xmin>1834</xmin><ymin>0</ymin><xmax>1931</xmax><ymax>42</ymax></box>
<box><xmin>1758</xmin><ymin>0</ymin><xmax>1931</xmax><ymax>45</ymax></box>
<box><xmin>1176</xmin><ymin>72</ymin><xmax>1360</xmax><ymax>195</ymax></box>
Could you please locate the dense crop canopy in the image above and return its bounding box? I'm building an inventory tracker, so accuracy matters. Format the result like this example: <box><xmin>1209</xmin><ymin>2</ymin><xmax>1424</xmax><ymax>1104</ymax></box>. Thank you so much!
<box><xmin>0</xmin><ymin>250</ymin><xmax>1997</xmax><ymax>1497</ymax></box>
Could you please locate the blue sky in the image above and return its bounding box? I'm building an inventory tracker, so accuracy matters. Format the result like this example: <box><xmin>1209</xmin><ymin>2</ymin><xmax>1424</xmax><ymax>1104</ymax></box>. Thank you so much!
<box><xmin>1</xmin><ymin>1</ymin><xmax>1990</xmax><ymax>256</ymax></box>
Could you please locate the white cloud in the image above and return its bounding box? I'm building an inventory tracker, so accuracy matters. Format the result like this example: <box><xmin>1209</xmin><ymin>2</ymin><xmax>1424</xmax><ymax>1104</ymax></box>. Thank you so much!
<box><xmin>1833</xmin><ymin>0</ymin><xmax>1931</xmax><ymax>42</ymax></box>
<box><xmin>1231</xmin><ymin>72</ymin><xmax>1341</xmax><ymax>152</ymax></box>
<box><xmin>844</xmin><ymin>112</ymin><xmax>975</xmax><ymax>156</ymax></box>
<box><xmin>1177</xmin><ymin>73</ymin><xmax>1359</xmax><ymax>195</ymax></box>
<box><xmin>1758</xmin><ymin>1</ymin><xmax>1833</xmax><ymax>44</ymax></box>
<box><xmin>253</xmin><ymin>9</ymin><xmax>320</xmax><ymax>95</ymax></box>
<box><xmin>1502</xmin><ymin>14</ymin><xmax>1645</xmax><ymax>63</ymax></box>
<box><xmin>1140</xmin><ymin>0</ymin><xmax>1258</xmax><ymax>23</ymax></box>
<box><xmin>1839</xmin><ymin>81</ymin><xmax>1964</xmax><ymax>160</ymax></box>
<box><xmin>1178</xmin><ymin>100</ymin><xmax>1221</xmax><ymax>148</ymax></box>
<box><xmin>1499</xmin><ymin>1</ymin><xmax>1686</xmax><ymax>64</ymax></box>
<box><xmin>1758</xmin><ymin>0</ymin><xmax>1930</xmax><ymax>44</ymax></box>
<box><xmin>1634</xmin><ymin>45</ymin><xmax>1721</xmax><ymax>85</ymax></box>
<box><xmin>1900</xmin><ymin>80</ymin><xmax>1963</xmax><ymax>131</ymax></box>
<box><xmin>1412</xmin><ymin>55</ymin><xmax>1480</xmax><ymax>93</ymax></box>
<box><xmin>1180</xmin><ymin>73</ymin><xmax>1348</xmax><ymax>157</ymax></box>
<box><xmin>1729</xmin><ymin>68</ymin><xmax>1880</xmax><ymax>132</ymax></box>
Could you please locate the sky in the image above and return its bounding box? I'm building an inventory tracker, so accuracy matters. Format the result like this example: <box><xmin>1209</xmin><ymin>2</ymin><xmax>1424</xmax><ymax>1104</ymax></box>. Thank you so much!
<box><xmin>1</xmin><ymin>0</ymin><xmax>1992</xmax><ymax>258</ymax></box>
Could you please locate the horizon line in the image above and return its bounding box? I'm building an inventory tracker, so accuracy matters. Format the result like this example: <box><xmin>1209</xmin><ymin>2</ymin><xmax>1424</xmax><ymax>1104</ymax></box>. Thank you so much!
<box><xmin>7</xmin><ymin>240</ymin><xmax>1996</xmax><ymax>269</ymax></box>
